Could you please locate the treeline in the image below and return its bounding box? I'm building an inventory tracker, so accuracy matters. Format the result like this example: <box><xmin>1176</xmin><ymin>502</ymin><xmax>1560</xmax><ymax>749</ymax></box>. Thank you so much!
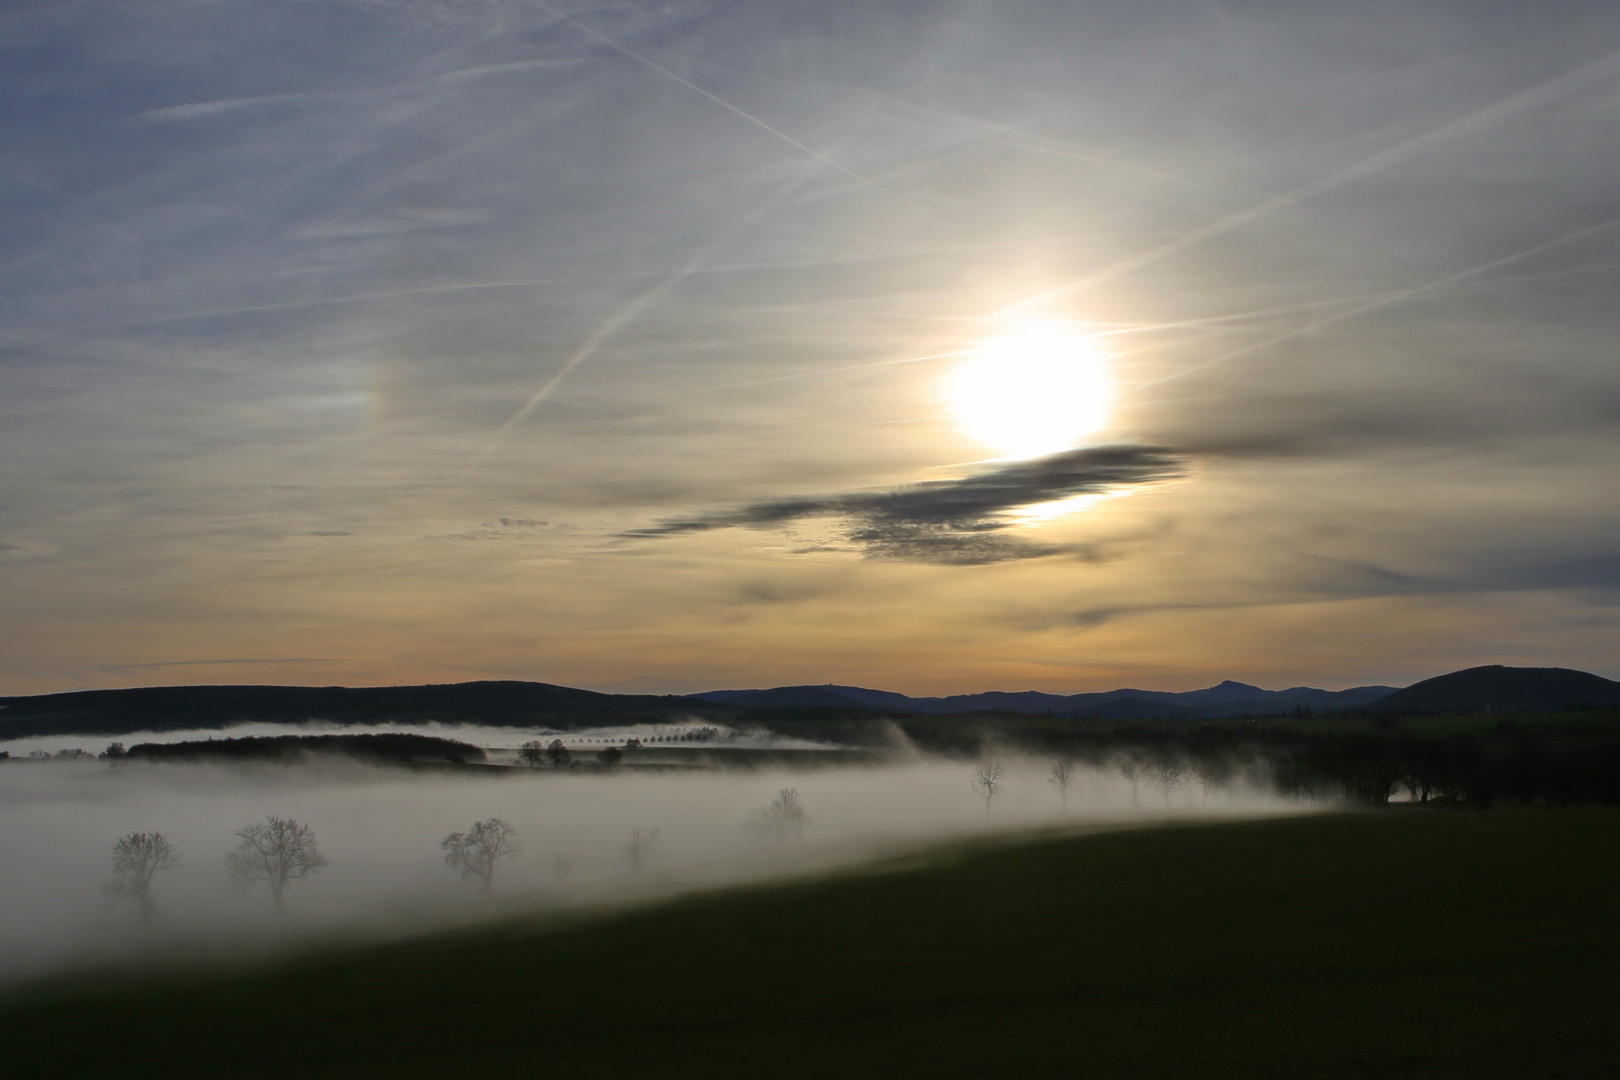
<box><xmin>121</xmin><ymin>733</ymin><xmax>486</xmax><ymax>766</ymax></box>
<box><xmin>990</xmin><ymin>721</ymin><xmax>1620</xmax><ymax>806</ymax></box>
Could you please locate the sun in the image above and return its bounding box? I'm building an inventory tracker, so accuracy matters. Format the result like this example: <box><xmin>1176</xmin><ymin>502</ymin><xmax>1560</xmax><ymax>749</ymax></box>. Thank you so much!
<box><xmin>946</xmin><ymin>321</ymin><xmax>1111</xmax><ymax>459</ymax></box>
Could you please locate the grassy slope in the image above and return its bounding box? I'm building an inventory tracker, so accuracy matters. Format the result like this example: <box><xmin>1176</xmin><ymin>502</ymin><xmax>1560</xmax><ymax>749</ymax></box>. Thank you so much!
<box><xmin>5</xmin><ymin>810</ymin><xmax>1617</xmax><ymax>1079</ymax></box>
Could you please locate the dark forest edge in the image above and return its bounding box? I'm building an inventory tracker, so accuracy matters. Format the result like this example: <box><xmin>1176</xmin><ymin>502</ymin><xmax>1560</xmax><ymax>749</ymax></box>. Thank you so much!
<box><xmin>121</xmin><ymin>732</ymin><xmax>488</xmax><ymax>766</ymax></box>
<box><xmin>7</xmin><ymin>711</ymin><xmax>1620</xmax><ymax>808</ymax></box>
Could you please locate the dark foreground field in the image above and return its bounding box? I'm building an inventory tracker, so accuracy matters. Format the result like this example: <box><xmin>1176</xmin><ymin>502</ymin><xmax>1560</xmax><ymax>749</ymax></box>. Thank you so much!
<box><xmin>5</xmin><ymin>809</ymin><xmax>1617</xmax><ymax>1079</ymax></box>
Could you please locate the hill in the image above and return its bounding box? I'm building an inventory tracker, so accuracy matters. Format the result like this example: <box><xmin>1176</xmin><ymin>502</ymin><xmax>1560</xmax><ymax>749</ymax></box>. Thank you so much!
<box><xmin>694</xmin><ymin>678</ymin><xmax>1400</xmax><ymax>718</ymax></box>
<box><xmin>1374</xmin><ymin>665</ymin><xmax>1620</xmax><ymax>714</ymax></box>
<box><xmin>0</xmin><ymin>681</ymin><xmax>702</xmax><ymax>740</ymax></box>
<box><xmin>4</xmin><ymin>811</ymin><xmax>1617</xmax><ymax>1079</ymax></box>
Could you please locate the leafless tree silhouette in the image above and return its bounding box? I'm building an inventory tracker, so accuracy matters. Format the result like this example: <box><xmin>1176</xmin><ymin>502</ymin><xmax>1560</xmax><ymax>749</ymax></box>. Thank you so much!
<box><xmin>1119</xmin><ymin>758</ymin><xmax>1142</xmax><ymax>807</ymax></box>
<box><xmin>107</xmin><ymin>832</ymin><xmax>179</xmax><ymax>921</ymax></box>
<box><xmin>516</xmin><ymin>740</ymin><xmax>546</xmax><ymax>767</ymax></box>
<box><xmin>971</xmin><ymin>761</ymin><xmax>1007</xmax><ymax>817</ymax></box>
<box><xmin>1189</xmin><ymin>758</ymin><xmax>1228</xmax><ymax>804</ymax></box>
<box><xmin>552</xmin><ymin>852</ymin><xmax>576</xmax><ymax>880</ymax></box>
<box><xmin>625</xmin><ymin>827</ymin><xmax>660</xmax><ymax>870</ymax></box>
<box><xmin>546</xmin><ymin>739</ymin><xmax>572</xmax><ymax>769</ymax></box>
<box><xmin>227</xmin><ymin>816</ymin><xmax>328</xmax><ymax>911</ymax></box>
<box><xmin>1048</xmin><ymin>758</ymin><xmax>1076</xmax><ymax>812</ymax></box>
<box><xmin>441</xmin><ymin>818</ymin><xmax>521</xmax><ymax>893</ymax></box>
<box><xmin>746</xmin><ymin>787</ymin><xmax>812</xmax><ymax>843</ymax></box>
<box><xmin>1147</xmin><ymin>758</ymin><xmax>1186</xmax><ymax>807</ymax></box>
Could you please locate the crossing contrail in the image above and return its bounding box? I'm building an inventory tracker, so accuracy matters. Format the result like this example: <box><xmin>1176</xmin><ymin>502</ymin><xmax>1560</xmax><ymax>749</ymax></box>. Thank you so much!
<box><xmin>1002</xmin><ymin>47</ymin><xmax>1620</xmax><ymax>317</ymax></box>
<box><xmin>1121</xmin><ymin>218</ymin><xmax>1620</xmax><ymax>396</ymax></box>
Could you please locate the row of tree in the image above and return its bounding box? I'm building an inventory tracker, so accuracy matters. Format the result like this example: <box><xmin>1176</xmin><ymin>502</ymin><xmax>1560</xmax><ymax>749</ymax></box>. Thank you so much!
<box><xmin>515</xmin><ymin>739</ymin><xmax>624</xmax><ymax>769</ymax></box>
<box><xmin>106</xmin><ymin>814</ymin><xmax>677</xmax><ymax>920</ymax></box>
<box><xmin>970</xmin><ymin>756</ymin><xmax>1208</xmax><ymax>814</ymax></box>
<box><xmin>948</xmin><ymin>721</ymin><xmax>1620</xmax><ymax>807</ymax></box>
<box><xmin>108</xmin><ymin>816</ymin><xmax>327</xmax><ymax>920</ymax></box>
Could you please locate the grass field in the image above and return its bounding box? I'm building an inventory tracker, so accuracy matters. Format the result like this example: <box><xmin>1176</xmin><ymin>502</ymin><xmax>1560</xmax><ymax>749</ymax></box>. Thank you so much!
<box><xmin>4</xmin><ymin>808</ymin><xmax>1617</xmax><ymax>1079</ymax></box>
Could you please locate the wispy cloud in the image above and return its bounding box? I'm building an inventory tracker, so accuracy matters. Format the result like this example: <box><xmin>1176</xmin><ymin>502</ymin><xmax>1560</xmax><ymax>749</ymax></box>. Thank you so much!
<box><xmin>133</xmin><ymin>92</ymin><xmax>331</xmax><ymax>122</ymax></box>
<box><xmin>94</xmin><ymin>658</ymin><xmax>349</xmax><ymax>673</ymax></box>
<box><xmin>626</xmin><ymin>446</ymin><xmax>1186</xmax><ymax>564</ymax></box>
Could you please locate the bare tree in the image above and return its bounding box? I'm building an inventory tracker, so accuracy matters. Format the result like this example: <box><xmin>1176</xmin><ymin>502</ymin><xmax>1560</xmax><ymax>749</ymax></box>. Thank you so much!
<box><xmin>227</xmin><ymin>816</ymin><xmax>328</xmax><ymax>911</ymax></box>
<box><xmin>546</xmin><ymin>739</ymin><xmax>572</xmax><ymax>770</ymax></box>
<box><xmin>107</xmin><ymin>832</ymin><xmax>179</xmax><ymax>921</ymax></box>
<box><xmin>971</xmin><ymin>761</ymin><xmax>1007</xmax><ymax>817</ymax></box>
<box><xmin>552</xmin><ymin>852</ymin><xmax>576</xmax><ymax>881</ymax></box>
<box><xmin>746</xmin><ymin>787</ymin><xmax>812</xmax><ymax>844</ymax></box>
<box><xmin>441</xmin><ymin>818</ymin><xmax>521</xmax><ymax>893</ymax></box>
<box><xmin>1188</xmin><ymin>757</ymin><xmax>1229</xmax><ymax>804</ymax></box>
<box><xmin>516</xmin><ymin>740</ymin><xmax>546</xmax><ymax>768</ymax></box>
<box><xmin>1048</xmin><ymin>758</ymin><xmax>1076</xmax><ymax>813</ymax></box>
<box><xmin>1119</xmin><ymin>758</ymin><xmax>1141</xmax><ymax>807</ymax></box>
<box><xmin>597</xmin><ymin>745</ymin><xmax>623</xmax><ymax>768</ymax></box>
<box><xmin>625</xmin><ymin>827</ymin><xmax>660</xmax><ymax>870</ymax></box>
<box><xmin>1146</xmin><ymin>758</ymin><xmax>1186</xmax><ymax>807</ymax></box>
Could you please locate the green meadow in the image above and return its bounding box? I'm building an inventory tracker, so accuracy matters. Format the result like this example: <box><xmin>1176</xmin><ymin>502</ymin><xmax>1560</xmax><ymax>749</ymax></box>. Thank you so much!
<box><xmin>5</xmin><ymin>808</ymin><xmax>1617</xmax><ymax>1079</ymax></box>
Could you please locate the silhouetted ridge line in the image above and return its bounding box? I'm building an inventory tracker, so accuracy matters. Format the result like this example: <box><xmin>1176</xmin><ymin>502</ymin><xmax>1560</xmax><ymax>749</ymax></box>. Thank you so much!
<box><xmin>690</xmin><ymin>680</ymin><xmax>1400</xmax><ymax>718</ymax></box>
<box><xmin>0</xmin><ymin>681</ymin><xmax>700</xmax><ymax>739</ymax></box>
<box><xmin>1374</xmin><ymin>665</ymin><xmax>1620</xmax><ymax>714</ymax></box>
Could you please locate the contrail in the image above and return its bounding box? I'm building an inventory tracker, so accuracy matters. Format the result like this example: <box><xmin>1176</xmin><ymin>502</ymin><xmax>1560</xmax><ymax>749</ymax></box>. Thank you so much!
<box><xmin>475</xmin><ymin>172</ymin><xmax>819</xmax><ymax>462</ymax></box>
<box><xmin>1120</xmin><ymin>218</ymin><xmax>1620</xmax><ymax>396</ymax></box>
<box><xmin>536</xmin><ymin>3</ymin><xmax>874</xmax><ymax>189</ymax></box>
<box><xmin>1003</xmin><ymin>46</ymin><xmax>1620</xmax><ymax>316</ymax></box>
<box><xmin>480</xmin><ymin>275</ymin><xmax>680</xmax><ymax>449</ymax></box>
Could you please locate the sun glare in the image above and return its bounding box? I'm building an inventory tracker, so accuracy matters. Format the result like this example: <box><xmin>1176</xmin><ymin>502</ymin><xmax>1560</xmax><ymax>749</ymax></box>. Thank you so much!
<box><xmin>946</xmin><ymin>322</ymin><xmax>1111</xmax><ymax>459</ymax></box>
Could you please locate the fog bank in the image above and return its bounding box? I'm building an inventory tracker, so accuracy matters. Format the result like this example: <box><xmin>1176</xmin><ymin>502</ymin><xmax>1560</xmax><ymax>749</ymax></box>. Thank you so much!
<box><xmin>0</xmin><ymin>751</ymin><xmax>1299</xmax><ymax>982</ymax></box>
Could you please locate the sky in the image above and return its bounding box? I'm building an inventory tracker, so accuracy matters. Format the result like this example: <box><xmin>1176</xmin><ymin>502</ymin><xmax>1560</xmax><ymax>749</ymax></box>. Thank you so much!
<box><xmin>3</xmin><ymin>0</ymin><xmax>1619</xmax><ymax>698</ymax></box>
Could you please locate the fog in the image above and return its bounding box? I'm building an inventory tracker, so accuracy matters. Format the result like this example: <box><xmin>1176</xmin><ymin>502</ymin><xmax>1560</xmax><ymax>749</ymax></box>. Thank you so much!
<box><xmin>0</xmin><ymin>719</ymin><xmax>829</xmax><ymax>761</ymax></box>
<box><xmin>0</xmin><ymin>740</ymin><xmax>1300</xmax><ymax>982</ymax></box>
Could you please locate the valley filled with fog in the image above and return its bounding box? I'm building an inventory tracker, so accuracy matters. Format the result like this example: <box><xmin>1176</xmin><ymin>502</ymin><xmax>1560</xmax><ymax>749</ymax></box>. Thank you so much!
<box><xmin>0</xmin><ymin>728</ymin><xmax>1297</xmax><ymax>981</ymax></box>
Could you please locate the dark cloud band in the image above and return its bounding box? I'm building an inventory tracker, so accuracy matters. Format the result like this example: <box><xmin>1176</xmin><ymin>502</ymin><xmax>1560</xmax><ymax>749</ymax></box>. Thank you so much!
<box><xmin>625</xmin><ymin>445</ymin><xmax>1185</xmax><ymax>564</ymax></box>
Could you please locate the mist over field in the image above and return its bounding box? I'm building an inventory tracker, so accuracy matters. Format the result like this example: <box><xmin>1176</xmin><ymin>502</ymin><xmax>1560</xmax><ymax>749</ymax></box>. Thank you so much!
<box><xmin>0</xmin><ymin>718</ymin><xmax>830</xmax><ymax>760</ymax></box>
<box><xmin>0</xmin><ymin>744</ymin><xmax>1293</xmax><ymax>981</ymax></box>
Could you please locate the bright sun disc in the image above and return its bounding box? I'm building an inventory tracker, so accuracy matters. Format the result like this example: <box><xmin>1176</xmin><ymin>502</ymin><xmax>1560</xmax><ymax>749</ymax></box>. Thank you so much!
<box><xmin>947</xmin><ymin>322</ymin><xmax>1110</xmax><ymax>458</ymax></box>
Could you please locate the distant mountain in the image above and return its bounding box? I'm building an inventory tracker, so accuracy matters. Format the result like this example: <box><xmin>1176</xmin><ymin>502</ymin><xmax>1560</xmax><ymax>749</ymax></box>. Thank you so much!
<box><xmin>696</xmin><ymin>685</ymin><xmax>898</xmax><ymax>710</ymax></box>
<box><xmin>7</xmin><ymin>665</ymin><xmax>1612</xmax><ymax>745</ymax></box>
<box><xmin>691</xmin><ymin>680</ymin><xmax>1401</xmax><ymax>719</ymax></box>
<box><xmin>1373</xmin><ymin>666</ymin><xmax>1620</xmax><ymax>714</ymax></box>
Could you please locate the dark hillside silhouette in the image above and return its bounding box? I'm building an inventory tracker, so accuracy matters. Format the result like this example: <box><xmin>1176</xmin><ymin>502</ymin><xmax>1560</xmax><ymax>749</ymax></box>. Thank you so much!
<box><xmin>1375</xmin><ymin>665</ymin><xmax>1620</xmax><ymax>714</ymax></box>
<box><xmin>0</xmin><ymin>681</ymin><xmax>701</xmax><ymax>740</ymax></box>
<box><xmin>693</xmin><ymin>680</ymin><xmax>1399</xmax><ymax>718</ymax></box>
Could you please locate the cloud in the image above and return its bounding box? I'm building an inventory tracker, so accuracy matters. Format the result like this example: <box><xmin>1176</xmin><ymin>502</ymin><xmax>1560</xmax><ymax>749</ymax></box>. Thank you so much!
<box><xmin>133</xmin><ymin>92</ymin><xmax>329</xmax><ymax>122</ymax></box>
<box><xmin>95</xmin><ymin>658</ymin><xmax>348</xmax><ymax>672</ymax></box>
<box><xmin>287</xmin><ymin>208</ymin><xmax>496</xmax><ymax>240</ymax></box>
<box><xmin>624</xmin><ymin>446</ymin><xmax>1186</xmax><ymax>565</ymax></box>
<box><xmin>0</xmin><ymin>540</ymin><xmax>57</xmax><ymax>564</ymax></box>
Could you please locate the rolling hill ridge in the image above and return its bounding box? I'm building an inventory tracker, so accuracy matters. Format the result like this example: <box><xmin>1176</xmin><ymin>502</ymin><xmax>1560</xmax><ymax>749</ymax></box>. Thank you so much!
<box><xmin>5</xmin><ymin>665</ymin><xmax>1619</xmax><ymax>741</ymax></box>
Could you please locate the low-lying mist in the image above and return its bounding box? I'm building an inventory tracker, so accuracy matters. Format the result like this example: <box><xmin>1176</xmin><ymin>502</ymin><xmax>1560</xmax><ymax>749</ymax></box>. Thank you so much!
<box><xmin>0</xmin><ymin>741</ymin><xmax>1299</xmax><ymax>983</ymax></box>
